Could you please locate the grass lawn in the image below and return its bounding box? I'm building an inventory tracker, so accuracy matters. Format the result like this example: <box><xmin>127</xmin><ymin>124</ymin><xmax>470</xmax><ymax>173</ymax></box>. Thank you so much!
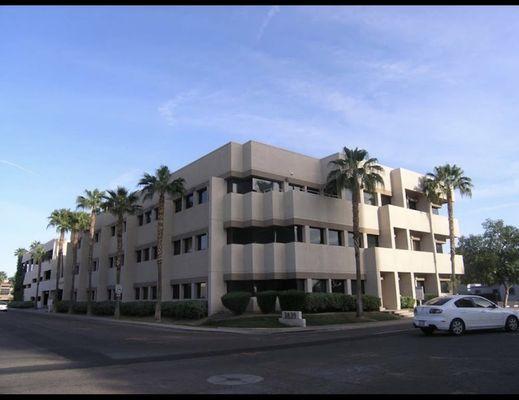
<box><xmin>202</xmin><ymin>311</ymin><xmax>400</xmax><ymax>328</ymax></box>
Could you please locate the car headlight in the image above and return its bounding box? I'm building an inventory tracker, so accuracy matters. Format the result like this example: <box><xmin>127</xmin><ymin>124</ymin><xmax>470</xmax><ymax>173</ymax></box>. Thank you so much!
<box><xmin>429</xmin><ymin>308</ymin><xmax>443</xmax><ymax>314</ymax></box>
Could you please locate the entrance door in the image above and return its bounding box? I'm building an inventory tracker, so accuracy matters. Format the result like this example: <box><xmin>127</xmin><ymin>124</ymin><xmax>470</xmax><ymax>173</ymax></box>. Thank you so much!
<box><xmin>43</xmin><ymin>291</ymin><xmax>49</xmax><ymax>306</ymax></box>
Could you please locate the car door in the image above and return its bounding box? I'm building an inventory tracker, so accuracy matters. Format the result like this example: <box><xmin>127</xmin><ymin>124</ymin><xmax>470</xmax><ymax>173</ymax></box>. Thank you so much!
<box><xmin>471</xmin><ymin>297</ymin><xmax>503</xmax><ymax>328</ymax></box>
<box><xmin>453</xmin><ymin>297</ymin><xmax>479</xmax><ymax>329</ymax></box>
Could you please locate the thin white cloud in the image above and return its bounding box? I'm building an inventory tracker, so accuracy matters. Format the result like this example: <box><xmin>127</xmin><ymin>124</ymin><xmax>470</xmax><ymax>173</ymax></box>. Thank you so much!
<box><xmin>0</xmin><ymin>160</ymin><xmax>37</xmax><ymax>175</ymax></box>
<box><xmin>158</xmin><ymin>90</ymin><xmax>199</xmax><ymax>126</ymax></box>
<box><xmin>107</xmin><ymin>169</ymin><xmax>143</xmax><ymax>189</ymax></box>
<box><xmin>256</xmin><ymin>6</ymin><xmax>280</xmax><ymax>42</ymax></box>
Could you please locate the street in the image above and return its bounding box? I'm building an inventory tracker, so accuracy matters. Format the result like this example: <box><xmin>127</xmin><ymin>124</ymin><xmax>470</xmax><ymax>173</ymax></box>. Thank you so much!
<box><xmin>0</xmin><ymin>310</ymin><xmax>518</xmax><ymax>394</ymax></box>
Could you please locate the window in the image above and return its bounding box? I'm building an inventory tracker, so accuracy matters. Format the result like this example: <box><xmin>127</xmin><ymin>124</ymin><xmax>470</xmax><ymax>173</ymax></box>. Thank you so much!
<box><xmin>436</xmin><ymin>243</ymin><xmax>444</xmax><ymax>254</ymax></box>
<box><xmin>107</xmin><ymin>289</ymin><xmax>114</xmax><ymax>301</ymax></box>
<box><xmin>172</xmin><ymin>284</ymin><xmax>180</xmax><ymax>299</ymax></box>
<box><xmin>309</xmin><ymin>227</ymin><xmax>324</xmax><ymax>244</ymax></box>
<box><xmin>185</xmin><ymin>194</ymin><xmax>194</xmax><ymax>209</ymax></box>
<box><xmin>143</xmin><ymin>248</ymin><xmax>150</xmax><ymax>261</ymax></box>
<box><xmin>455</xmin><ymin>298</ymin><xmax>475</xmax><ymax>308</ymax></box>
<box><xmin>145</xmin><ymin>210</ymin><xmax>152</xmax><ymax>224</ymax></box>
<box><xmin>227</xmin><ymin>177</ymin><xmax>252</xmax><ymax>194</ymax></box>
<box><xmin>426</xmin><ymin>296</ymin><xmax>453</xmax><ymax>306</ymax></box>
<box><xmin>440</xmin><ymin>281</ymin><xmax>450</xmax><ymax>293</ymax></box>
<box><xmin>182</xmin><ymin>283</ymin><xmax>191</xmax><ymax>299</ymax></box>
<box><xmin>138</xmin><ymin>214</ymin><xmax>143</xmax><ymax>226</ymax></box>
<box><xmin>367</xmin><ymin>234</ymin><xmax>379</xmax><ymax>248</ymax></box>
<box><xmin>412</xmin><ymin>239</ymin><xmax>421</xmax><ymax>251</ymax></box>
<box><xmin>432</xmin><ymin>206</ymin><xmax>440</xmax><ymax>215</ymax></box>
<box><xmin>196</xmin><ymin>234</ymin><xmax>208</xmax><ymax>251</ymax></box>
<box><xmin>93</xmin><ymin>260</ymin><xmax>98</xmax><ymax>271</ymax></box>
<box><xmin>252</xmin><ymin>177</ymin><xmax>281</xmax><ymax>193</ymax></box>
<box><xmin>332</xmin><ymin>280</ymin><xmax>345</xmax><ymax>293</ymax></box>
<box><xmin>312</xmin><ymin>279</ymin><xmax>327</xmax><ymax>293</ymax></box>
<box><xmin>151</xmin><ymin>286</ymin><xmax>157</xmax><ymax>300</ymax></box>
<box><xmin>196</xmin><ymin>282</ymin><xmax>207</xmax><ymax>299</ymax></box>
<box><xmin>135</xmin><ymin>287</ymin><xmax>140</xmax><ymax>300</ymax></box>
<box><xmin>136</xmin><ymin>250</ymin><xmax>142</xmax><ymax>263</ymax></box>
<box><xmin>94</xmin><ymin>232</ymin><xmax>100</xmax><ymax>242</ymax></box>
<box><xmin>295</xmin><ymin>225</ymin><xmax>304</xmax><ymax>242</ymax></box>
<box><xmin>306</xmin><ymin>186</ymin><xmax>320</xmax><ymax>195</ymax></box>
<box><xmin>472</xmin><ymin>297</ymin><xmax>496</xmax><ymax>308</ymax></box>
<box><xmin>152</xmin><ymin>246</ymin><xmax>158</xmax><ymax>260</ymax></box>
<box><xmin>381</xmin><ymin>194</ymin><xmax>392</xmax><ymax>206</ymax></box>
<box><xmin>347</xmin><ymin>232</ymin><xmax>363</xmax><ymax>248</ymax></box>
<box><xmin>142</xmin><ymin>286</ymin><xmax>149</xmax><ymax>300</ymax></box>
<box><xmin>183</xmin><ymin>237</ymin><xmax>193</xmax><ymax>253</ymax></box>
<box><xmin>154</xmin><ymin>207</ymin><xmax>159</xmax><ymax>220</ymax></box>
<box><xmin>173</xmin><ymin>240</ymin><xmax>181</xmax><ymax>255</ymax></box>
<box><xmin>351</xmin><ymin>279</ymin><xmax>366</xmax><ymax>295</ymax></box>
<box><xmin>109</xmin><ymin>257</ymin><xmax>114</xmax><ymax>268</ymax></box>
<box><xmin>289</xmin><ymin>183</ymin><xmax>304</xmax><ymax>191</ymax></box>
<box><xmin>198</xmin><ymin>188</ymin><xmax>208</xmax><ymax>204</ymax></box>
<box><xmin>174</xmin><ymin>198</ymin><xmax>182</xmax><ymax>213</ymax></box>
<box><xmin>328</xmin><ymin>230</ymin><xmax>343</xmax><ymax>246</ymax></box>
<box><xmin>408</xmin><ymin>197</ymin><xmax>418</xmax><ymax>210</ymax></box>
<box><xmin>111</xmin><ymin>226</ymin><xmax>116</xmax><ymax>236</ymax></box>
<box><xmin>363</xmin><ymin>192</ymin><xmax>378</xmax><ymax>206</ymax></box>
<box><xmin>44</xmin><ymin>270</ymin><xmax>51</xmax><ymax>280</ymax></box>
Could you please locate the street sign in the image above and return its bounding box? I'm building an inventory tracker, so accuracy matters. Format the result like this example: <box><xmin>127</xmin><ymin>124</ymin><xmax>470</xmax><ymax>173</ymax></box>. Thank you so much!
<box><xmin>416</xmin><ymin>287</ymin><xmax>424</xmax><ymax>301</ymax></box>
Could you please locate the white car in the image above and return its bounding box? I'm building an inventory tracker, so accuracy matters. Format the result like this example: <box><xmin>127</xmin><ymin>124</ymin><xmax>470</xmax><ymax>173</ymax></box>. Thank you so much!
<box><xmin>0</xmin><ymin>301</ymin><xmax>7</xmax><ymax>312</ymax></box>
<box><xmin>413</xmin><ymin>294</ymin><xmax>519</xmax><ymax>336</ymax></box>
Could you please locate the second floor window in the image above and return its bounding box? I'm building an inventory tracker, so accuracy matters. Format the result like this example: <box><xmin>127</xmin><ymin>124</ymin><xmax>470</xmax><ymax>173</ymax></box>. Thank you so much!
<box><xmin>328</xmin><ymin>230</ymin><xmax>343</xmax><ymax>246</ymax></box>
<box><xmin>138</xmin><ymin>214</ymin><xmax>144</xmax><ymax>226</ymax></box>
<box><xmin>174</xmin><ymin>198</ymin><xmax>182</xmax><ymax>213</ymax></box>
<box><xmin>198</xmin><ymin>188</ymin><xmax>208</xmax><ymax>204</ymax></box>
<box><xmin>367</xmin><ymin>234</ymin><xmax>379</xmax><ymax>248</ymax></box>
<box><xmin>143</xmin><ymin>248</ymin><xmax>150</xmax><ymax>261</ymax></box>
<box><xmin>309</xmin><ymin>227</ymin><xmax>324</xmax><ymax>244</ymax></box>
<box><xmin>185</xmin><ymin>194</ymin><xmax>194</xmax><ymax>209</ymax></box>
<box><xmin>136</xmin><ymin>250</ymin><xmax>142</xmax><ymax>263</ymax></box>
<box><xmin>173</xmin><ymin>240</ymin><xmax>181</xmax><ymax>255</ymax></box>
<box><xmin>183</xmin><ymin>237</ymin><xmax>193</xmax><ymax>253</ymax></box>
<box><xmin>152</xmin><ymin>246</ymin><xmax>158</xmax><ymax>259</ymax></box>
<box><xmin>145</xmin><ymin>211</ymin><xmax>152</xmax><ymax>224</ymax></box>
<box><xmin>111</xmin><ymin>226</ymin><xmax>116</xmax><ymax>236</ymax></box>
<box><xmin>196</xmin><ymin>234</ymin><xmax>208</xmax><ymax>250</ymax></box>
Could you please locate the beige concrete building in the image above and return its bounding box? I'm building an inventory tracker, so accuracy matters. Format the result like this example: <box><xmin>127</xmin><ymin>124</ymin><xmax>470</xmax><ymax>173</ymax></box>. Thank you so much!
<box><xmin>24</xmin><ymin>140</ymin><xmax>464</xmax><ymax>314</ymax></box>
<box><xmin>0</xmin><ymin>280</ymin><xmax>14</xmax><ymax>301</ymax></box>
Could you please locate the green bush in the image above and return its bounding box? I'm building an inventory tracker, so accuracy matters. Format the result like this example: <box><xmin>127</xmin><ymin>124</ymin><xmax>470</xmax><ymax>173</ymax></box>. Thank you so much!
<box><xmin>278</xmin><ymin>290</ymin><xmax>306</xmax><ymax>311</ymax></box>
<box><xmin>361</xmin><ymin>295</ymin><xmax>381</xmax><ymax>311</ymax></box>
<box><xmin>7</xmin><ymin>301</ymin><xmax>35</xmax><ymax>308</ymax></box>
<box><xmin>256</xmin><ymin>291</ymin><xmax>278</xmax><ymax>314</ymax></box>
<box><xmin>221</xmin><ymin>292</ymin><xmax>251</xmax><ymax>315</ymax></box>
<box><xmin>304</xmin><ymin>293</ymin><xmax>357</xmax><ymax>313</ymax></box>
<box><xmin>120</xmin><ymin>301</ymin><xmax>155</xmax><ymax>317</ymax></box>
<box><xmin>162</xmin><ymin>300</ymin><xmax>207</xmax><ymax>319</ymax></box>
<box><xmin>91</xmin><ymin>301</ymin><xmax>115</xmax><ymax>316</ymax></box>
<box><xmin>72</xmin><ymin>301</ymin><xmax>87</xmax><ymax>314</ymax></box>
<box><xmin>400</xmin><ymin>296</ymin><xmax>415</xmax><ymax>309</ymax></box>
<box><xmin>55</xmin><ymin>300</ymin><xmax>70</xmax><ymax>313</ymax></box>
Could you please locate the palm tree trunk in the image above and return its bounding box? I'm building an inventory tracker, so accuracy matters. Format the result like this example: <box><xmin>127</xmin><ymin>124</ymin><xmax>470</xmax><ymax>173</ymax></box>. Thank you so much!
<box><xmin>352</xmin><ymin>185</ymin><xmax>363</xmax><ymax>318</ymax></box>
<box><xmin>155</xmin><ymin>194</ymin><xmax>165</xmax><ymax>321</ymax></box>
<box><xmin>503</xmin><ymin>283</ymin><xmax>510</xmax><ymax>308</ymax></box>
<box><xmin>34</xmin><ymin>260</ymin><xmax>42</xmax><ymax>309</ymax></box>
<box><xmin>69</xmin><ymin>231</ymin><xmax>78</xmax><ymax>313</ymax></box>
<box><xmin>87</xmin><ymin>213</ymin><xmax>96</xmax><ymax>316</ymax></box>
<box><xmin>446</xmin><ymin>189</ymin><xmax>457</xmax><ymax>294</ymax></box>
<box><xmin>53</xmin><ymin>230</ymin><xmax>65</xmax><ymax>312</ymax></box>
<box><xmin>114</xmin><ymin>216</ymin><xmax>123</xmax><ymax>319</ymax></box>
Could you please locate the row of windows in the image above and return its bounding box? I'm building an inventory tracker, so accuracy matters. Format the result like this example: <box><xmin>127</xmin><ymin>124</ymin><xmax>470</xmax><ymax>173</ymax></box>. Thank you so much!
<box><xmin>173</xmin><ymin>233</ymin><xmax>208</xmax><ymax>255</ymax></box>
<box><xmin>135</xmin><ymin>285</ymin><xmax>157</xmax><ymax>300</ymax></box>
<box><xmin>136</xmin><ymin>246</ymin><xmax>158</xmax><ymax>263</ymax></box>
<box><xmin>171</xmin><ymin>282</ymin><xmax>207</xmax><ymax>299</ymax></box>
<box><xmin>138</xmin><ymin>208</ymin><xmax>159</xmax><ymax>226</ymax></box>
<box><xmin>226</xmin><ymin>279</ymin><xmax>366</xmax><ymax>295</ymax></box>
<box><xmin>174</xmin><ymin>187</ymin><xmax>208</xmax><ymax>213</ymax></box>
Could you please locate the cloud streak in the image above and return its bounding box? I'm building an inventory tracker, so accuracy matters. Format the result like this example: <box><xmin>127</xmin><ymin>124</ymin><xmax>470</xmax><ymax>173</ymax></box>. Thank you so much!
<box><xmin>256</xmin><ymin>6</ymin><xmax>280</xmax><ymax>42</ymax></box>
<box><xmin>0</xmin><ymin>160</ymin><xmax>37</xmax><ymax>175</ymax></box>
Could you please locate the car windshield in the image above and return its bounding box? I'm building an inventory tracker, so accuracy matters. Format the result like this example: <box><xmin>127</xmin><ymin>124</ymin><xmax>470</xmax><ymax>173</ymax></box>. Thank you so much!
<box><xmin>425</xmin><ymin>296</ymin><xmax>452</xmax><ymax>306</ymax></box>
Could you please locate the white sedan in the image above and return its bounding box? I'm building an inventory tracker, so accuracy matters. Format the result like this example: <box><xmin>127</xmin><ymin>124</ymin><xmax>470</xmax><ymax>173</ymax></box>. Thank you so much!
<box><xmin>413</xmin><ymin>295</ymin><xmax>519</xmax><ymax>336</ymax></box>
<box><xmin>0</xmin><ymin>301</ymin><xmax>7</xmax><ymax>312</ymax></box>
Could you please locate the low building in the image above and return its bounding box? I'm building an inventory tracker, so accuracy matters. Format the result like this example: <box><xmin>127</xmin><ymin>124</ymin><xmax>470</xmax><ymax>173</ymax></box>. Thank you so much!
<box><xmin>0</xmin><ymin>280</ymin><xmax>13</xmax><ymax>301</ymax></box>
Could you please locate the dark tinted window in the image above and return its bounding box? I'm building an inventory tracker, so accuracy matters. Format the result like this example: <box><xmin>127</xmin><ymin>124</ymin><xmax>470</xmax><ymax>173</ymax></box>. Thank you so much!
<box><xmin>455</xmin><ymin>298</ymin><xmax>475</xmax><ymax>308</ymax></box>
<box><xmin>173</xmin><ymin>240</ymin><xmax>181</xmax><ymax>255</ymax></box>
<box><xmin>309</xmin><ymin>227</ymin><xmax>324</xmax><ymax>244</ymax></box>
<box><xmin>198</xmin><ymin>188</ymin><xmax>208</xmax><ymax>204</ymax></box>
<box><xmin>174</xmin><ymin>199</ymin><xmax>182</xmax><ymax>213</ymax></box>
<box><xmin>185</xmin><ymin>194</ymin><xmax>194</xmax><ymax>209</ymax></box>
<box><xmin>381</xmin><ymin>194</ymin><xmax>392</xmax><ymax>206</ymax></box>
<box><xmin>367</xmin><ymin>234</ymin><xmax>379</xmax><ymax>248</ymax></box>
<box><xmin>328</xmin><ymin>230</ymin><xmax>342</xmax><ymax>246</ymax></box>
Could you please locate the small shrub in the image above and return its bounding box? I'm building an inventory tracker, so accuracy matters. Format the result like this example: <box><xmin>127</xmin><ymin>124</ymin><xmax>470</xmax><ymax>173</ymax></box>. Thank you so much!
<box><xmin>400</xmin><ymin>296</ymin><xmax>415</xmax><ymax>309</ymax></box>
<box><xmin>278</xmin><ymin>290</ymin><xmax>306</xmax><ymax>311</ymax></box>
<box><xmin>8</xmin><ymin>301</ymin><xmax>35</xmax><ymax>308</ymax></box>
<box><xmin>162</xmin><ymin>300</ymin><xmax>207</xmax><ymax>319</ymax></box>
<box><xmin>304</xmin><ymin>293</ymin><xmax>331</xmax><ymax>313</ymax></box>
<box><xmin>55</xmin><ymin>300</ymin><xmax>70</xmax><ymax>313</ymax></box>
<box><xmin>120</xmin><ymin>301</ymin><xmax>155</xmax><ymax>317</ymax></box>
<box><xmin>361</xmin><ymin>295</ymin><xmax>381</xmax><ymax>311</ymax></box>
<box><xmin>256</xmin><ymin>291</ymin><xmax>278</xmax><ymax>314</ymax></box>
<box><xmin>221</xmin><ymin>292</ymin><xmax>251</xmax><ymax>315</ymax></box>
<box><xmin>341</xmin><ymin>294</ymin><xmax>356</xmax><ymax>312</ymax></box>
<box><xmin>92</xmin><ymin>301</ymin><xmax>115</xmax><ymax>316</ymax></box>
<box><xmin>72</xmin><ymin>301</ymin><xmax>87</xmax><ymax>314</ymax></box>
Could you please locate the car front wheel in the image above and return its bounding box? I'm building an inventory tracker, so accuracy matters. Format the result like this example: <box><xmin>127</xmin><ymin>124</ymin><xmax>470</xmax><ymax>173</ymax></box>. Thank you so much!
<box><xmin>505</xmin><ymin>315</ymin><xmax>518</xmax><ymax>332</ymax></box>
<box><xmin>449</xmin><ymin>318</ymin><xmax>465</xmax><ymax>336</ymax></box>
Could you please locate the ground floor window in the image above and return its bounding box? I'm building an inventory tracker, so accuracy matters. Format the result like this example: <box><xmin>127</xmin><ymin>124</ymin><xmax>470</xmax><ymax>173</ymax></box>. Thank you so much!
<box><xmin>331</xmin><ymin>280</ymin><xmax>345</xmax><ymax>293</ymax></box>
<box><xmin>440</xmin><ymin>280</ymin><xmax>450</xmax><ymax>293</ymax></box>
<box><xmin>151</xmin><ymin>286</ymin><xmax>157</xmax><ymax>300</ymax></box>
<box><xmin>142</xmin><ymin>287</ymin><xmax>149</xmax><ymax>300</ymax></box>
<box><xmin>226</xmin><ymin>279</ymin><xmax>305</xmax><ymax>294</ymax></box>
<box><xmin>182</xmin><ymin>283</ymin><xmax>191</xmax><ymax>299</ymax></box>
<box><xmin>135</xmin><ymin>287</ymin><xmax>140</xmax><ymax>300</ymax></box>
<box><xmin>312</xmin><ymin>279</ymin><xmax>327</xmax><ymax>293</ymax></box>
<box><xmin>196</xmin><ymin>282</ymin><xmax>207</xmax><ymax>299</ymax></box>
<box><xmin>172</xmin><ymin>284</ymin><xmax>180</xmax><ymax>299</ymax></box>
<box><xmin>351</xmin><ymin>279</ymin><xmax>365</xmax><ymax>295</ymax></box>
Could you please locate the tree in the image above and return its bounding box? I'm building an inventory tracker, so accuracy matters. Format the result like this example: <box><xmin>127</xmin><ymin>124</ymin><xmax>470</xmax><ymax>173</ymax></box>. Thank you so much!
<box><xmin>102</xmin><ymin>187</ymin><xmax>141</xmax><ymax>319</ymax></box>
<box><xmin>458</xmin><ymin>219</ymin><xmax>519</xmax><ymax>307</ymax></box>
<box><xmin>47</xmin><ymin>208</ymin><xmax>73</xmax><ymax>311</ymax></box>
<box><xmin>0</xmin><ymin>271</ymin><xmax>7</xmax><ymax>281</ymax></box>
<box><xmin>29</xmin><ymin>241</ymin><xmax>46</xmax><ymax>309</ymax></box>
<box><xmin>68</xmin><ymin>211</ymin><xmax>91</xmax><ymax>313</ymax></box>
<box><xmin>138</xmin><ymin>165</ymin><xmax>185</xmax><ymax>321</ymax></box>
<box><xmin>422</xmin><ymin>164</ymin><xmax>473</xmax><ymax>294</ymax></box>
<box><xmin>12</xmin><ymin>248</ymin><xmax>27</xmax><ymax>301</ymax></box>
<box><xmin>77</xmin><ymin>188</ymin><xmax>105</xmax><ymax>315</ymax></box>
<box><xmin>326</xmin><ymin>147</ymin><xmax>384</xmax><ymax>317</ymax></box>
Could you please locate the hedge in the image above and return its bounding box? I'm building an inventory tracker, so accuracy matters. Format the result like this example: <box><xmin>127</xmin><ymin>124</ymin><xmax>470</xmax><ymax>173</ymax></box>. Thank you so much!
<box><xmin>256</xmin><ymin>291</ymin><xmax>278</xmax><ymax>314</ymax></box>
<box><xmin>400</xmin><ymin>296</ymin><xmax>415</xmax><ymax>309</ymax></box>
<box><xmin>120</xmin><ymin>301</ymin><xmax>155</xmax><ymax>317</ymax></box>
<box><xmin>91</xmin><ymin>301</ymin><xmax>115</xmax><ymax>316</ymax></box>
<box><xmin>278</xmin><ymin>290</ymin><xmax>307</xmax><ymax>311</ymax></box>
<box><xmin>7</xmin><ymin>301</ymin><xmax>34</xmax><ymax>308</ymax></box>
<box><xmin>161</xmin><ymin>300</ymin><xmax>207</xmax><ymax>319</ymax></box>
<box><xmin>304</xmin><ymin>293</ymin><xmax>357</xmax><ymax>313</ymax></box>
<box><xmin>361</xmin><ymin>294</ymin><xmax>381</xmax><ymax>311</ymax></box>
<box><xmin>221</xmin><ymin>292</ymin><xmax>251</xmax><ymax>315</ymax></box>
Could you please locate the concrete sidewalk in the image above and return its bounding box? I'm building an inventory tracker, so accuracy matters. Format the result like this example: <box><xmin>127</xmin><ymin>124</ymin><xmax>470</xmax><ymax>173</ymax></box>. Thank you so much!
<box><xmin>9</xmin><ymin>308</ymin><xmax>412</xmax><ymax>335</ymax></box>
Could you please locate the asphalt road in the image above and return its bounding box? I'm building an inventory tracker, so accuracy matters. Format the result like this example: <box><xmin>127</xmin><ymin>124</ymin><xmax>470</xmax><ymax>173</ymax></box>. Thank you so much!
<box><xmin>0</xmin><ymin>310</ymin><xmax>518</xmax><ymax>394</ymax></box>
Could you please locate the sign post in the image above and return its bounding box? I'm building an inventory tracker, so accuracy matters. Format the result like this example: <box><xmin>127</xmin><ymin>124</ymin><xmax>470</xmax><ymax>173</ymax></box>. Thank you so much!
<box><xmin>115</xmin><ymin>285</ymin><xmax>122</xmax><ymax>300</ymax></box>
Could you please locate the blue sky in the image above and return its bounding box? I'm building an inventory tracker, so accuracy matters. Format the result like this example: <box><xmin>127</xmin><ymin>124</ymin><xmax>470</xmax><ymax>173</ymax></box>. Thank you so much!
<box><xmin>2</xmin><ymin>6</ymin><xmax>519</xmax><ymax>276</ymax></box>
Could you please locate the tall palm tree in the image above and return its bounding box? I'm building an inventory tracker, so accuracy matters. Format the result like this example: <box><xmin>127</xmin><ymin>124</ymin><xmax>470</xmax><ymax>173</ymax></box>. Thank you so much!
<box><xmin>326</xmin><ymin>147</ymin><xmax>384</xmax><ymax>317</ymax></box>
<box><xmin>76</xmin><ymin>189</ymin><xmax>105</xmax><ymax>315</ymax></box>
<box><xmin>13</xmin><ymin>248</ymin><xmax>27</xmax><ymax>301</ymax></box>
<box><xmin>68</xmin><ymin>211</ymin><xmax>91</xmax><ymax>313</ymax></box>
<box><xmin>102</xmin><ymin>187</ymin><xmax>141</xmax><ymax>319</ymax></box>
<box><xmin>138</xmin><ymin>165</ymin><xmax>185</xmax><ymax>321</ymax></box>
<box><xmin>422</xmin><ymin>164</ymin><xmax>473</xmax><ymax>294</ymax></box>
<box><xmin>47</xmin><ymin>208</ymin><xmax>73</xmax><ymax>312</ymax></box>
<box><xmin>29</xmin><ymin>241</ymin><xmax>46</xmax><ymax>309</ymax></box>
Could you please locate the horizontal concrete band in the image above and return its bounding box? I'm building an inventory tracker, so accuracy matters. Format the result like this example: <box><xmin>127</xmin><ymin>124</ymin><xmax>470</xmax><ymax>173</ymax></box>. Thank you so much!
<box><xmin>170</xmin><ymin>276</ymin><xmax>208</xmax><ymax>285</ymax></box>
<box><xmin>224</xmin><ymin>218</ymin><xmax>380</xmax><ymax>235</ymax></box>
<box><xmin>223</xmin><ymin>272</ymin><xmax>363</xmax><ymax>281</ymax></box>
<box><xmin>171</xmin><ymin>228</ymin><xmax>210</xmax><ymax>242</ymax></box>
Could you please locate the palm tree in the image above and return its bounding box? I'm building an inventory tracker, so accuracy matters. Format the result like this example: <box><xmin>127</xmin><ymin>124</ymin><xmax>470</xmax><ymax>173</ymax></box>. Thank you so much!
<box><xmin>138</xmin><ymin>166</ymin><xmax>185</xmax><ymax>321</ymax></box>
<box><xmin>47</xmin><ymin>208</ymin><xmax>73</xmax><ymax>312</ymax></box>
<box><xmin>30</xmin><ymin>241</ymin><xmax>46</xmax><ymax>309</ymax></box>
<box><xmin>76</xmin><ymin>189</ymin><xmax>105</xmax><ymax>315</ymax></box>
<box><xmin>68</xmin><ymin>211</ymin><xmax>91</xmax><ymax>313</ymax></box>
<box><xmin>13</xmin><ymin>248</ymin><xmax>27</xmax><ymax>301</ymax></box>
<box><xmin>422</xmin><ymin>164</ymin><xmax>473</xmax><ymax>294</ymax></box>
<box><xmin>326</xmin><ymin>147</ymin><xmax>384</xmax><ymax>317</ymax></box>
<box><xmin>102</xmin><ymin>187</ymin><xmax>141</xmax><ymax>319</ymax></box>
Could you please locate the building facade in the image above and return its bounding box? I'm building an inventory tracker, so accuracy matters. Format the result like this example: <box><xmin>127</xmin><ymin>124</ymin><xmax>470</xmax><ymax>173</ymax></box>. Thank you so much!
<box><xmin>0</xmin><ymin>280</ymin><xmax>14</xmax><ymax>301</ymax></box>
<box><xmin>23</xmin><ymin>141</ymin><xmax>464</xmax><ymax>314</ymax></box>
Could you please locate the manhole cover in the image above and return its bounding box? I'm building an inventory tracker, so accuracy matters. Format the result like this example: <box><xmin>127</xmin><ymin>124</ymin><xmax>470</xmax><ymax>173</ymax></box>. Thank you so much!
<box><xmin>207</xmin><ymin>374</ymin><xmax>263</xmax><ymax>386</ymax></box>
